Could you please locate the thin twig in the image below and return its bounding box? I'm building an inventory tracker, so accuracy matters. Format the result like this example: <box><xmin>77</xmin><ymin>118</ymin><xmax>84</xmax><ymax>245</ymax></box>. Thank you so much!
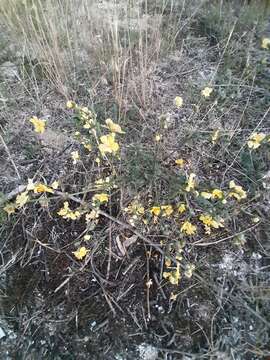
<box><xmin>192</xmin><ymin>224</ymin><xmax>258</xmax><ymax>247</ymax></box>
<box><xmin>106</xmin><ymin>220</ymin><xmax>112</xmax><ymax>280</ymax></box>
<box><xmin>0</xmin><ymin>133</ymin><xmax>21</xmax><ymax>179</ymax></box>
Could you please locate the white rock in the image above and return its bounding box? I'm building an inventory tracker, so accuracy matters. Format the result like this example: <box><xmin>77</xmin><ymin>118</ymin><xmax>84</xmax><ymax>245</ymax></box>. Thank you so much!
<box><xmin>0</xmin><ymin>326</ymin><xmax>6</xmax><ymax>339</ymax></box>
<box><xmin>138</xmin><ymin>343</ymin><xmax>158</xmax><ymax>360</ymax></box>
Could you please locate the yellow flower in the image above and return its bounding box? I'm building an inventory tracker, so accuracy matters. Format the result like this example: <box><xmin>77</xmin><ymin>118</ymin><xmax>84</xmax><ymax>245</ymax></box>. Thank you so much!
<box><xmin>201</xmin><ymin>189</ymin><xmax>223</xmax><ymax>200</ymax></box>
<box><xmin>51</xmin><ymin>181</ymin><xmax>59</xmax><ymax>190</ymax></box>
<box><xmin>161</xmin><ymin>205</ymin><xmax>174</xmax><ymax>217</ymax></box>
<box><xmin>69</xmin><ymin>212</ymin><xmax>81</xmax><ymax>220</ymax></box>
<box><xmin>29</xmin><ymin>116</ymin><xmax>46</xmax><ymax>134</ymax></box>
<box><xmin>72</xmin><ymin>246</ymin><xmax>90</xmax><ymax>260</ymax></box>
<box><xmin>155</xmin><ymin>134</ymin><xmax>162</xmax><ymax>142</ymax></box>
<box><xmin>81</xmin><ymin>106</ymin><xmax>91</xmax><ymax>114</ymax></box>
<box><xmin>185</xmin><ymin>173</ymin><xmax>196</xmax><ymax>192</ymax></box>
<box><xmin>85</xmin><ymin>210</ymin><xmax>99</xmax><ymax>221</ymax></box>
<box><xmin>34</xmin><ymin>183</ymin><xmax>54</xmax><ymax>194</ymax></box>
<box><xmin>99</xmin><ymin>133</ymin><xmax>119</xmax><ymax>155</ymax></box>
<box><xmin>175</xmin><ymin>158</ymin><xmax>185</xmax><ymax>167</ymax></box>
<box><xmin>105</xmin><ymin>118</ymin><xmax>125</xmax><ymax>134</ymax></box>
<box><xmin>125</xmin><ymin>200</ymin><xmax>145</xmax><ymax>216</ymax></box>
<box><xmin>180</xmin><ymin>221</ymin><xmax>197</xmax><ymax>235</ymax></box>
<box><xmin>229</xmin><ymin>180</ymin><xmax>247</xmax><ymax>201</ymax></box>
<box><xmin>211</xmin><ymin>130</ymin><xmax>219</xmax><ymax>144</ymax></box>
<box><xmin>163</xmin><ymin>264</ymin><xmax>181</xmax><ymax>285</ymax></box>
<box><xmin>174</xmin><ymin>96</ymin><xmax>183</xmax><ymax>108</ymax></box>
<box><xmin>165</xmin><ymin>258</ymin><xmax>172</xmax><ymax>267</ymax></box>
<box><xmin>66</xmin><ymin>100</ymin><xmax>77</xmax><ymax>109</ymax></box>
<box><xmin>83</xmin><ymin>121</ymin><xmax>92</xmax><ymax>129</ymax></box>
<box><xmin>184</xmin><ymin>264</ymin><xmax>195</xmax><ymax>278</ymax></box>
<box><xmin>201</xmin><ymin>87</ymin><xmax>213</xmax><ymax>98</ymax></box>
<box><xmin>92</xmin><ymin>193</ymin><xmax>109</xmax><ymax>203</ymax></box>
<box><xmin>178</xmin><ymin>203</ymin><xmax>186</xmax><ymax>214</ymax></box>
<box><xmin>95</xmin><ymin>177</ymin><xmax>109</xmax><ymax>188</ymax></box>
<box><xmin>57</xmin><ymin>202</ymin><xmax>80</xmax><ymax>220</ymax></box>
<box><xmin>199</xmin><ymin>214</ymin><xmax>224</xmax><ymax>229</ymax></box>
<box><xmin>170</xmin><ymin>292</ymin><xmax>178</xmax><ymax>301</ymax></box>
<box><xmin>16</xmin><ymin>191</ymin><xmax>29</xmax><ymax>208</ymax></box>
<box><xmin>26</xmin><ymin>178</ymin><xmax>35</xmax><ymax>191</ymax></box>
<box><xmin>3</xmin><ymin>202</ymin><xmax>16</xmax><ymax>215</ymax></box>
<box><xmin>212</xmin><ymin>189</ymin><xmax>223</xmax><ymax>199</ymax></box>
<box><xmin>247</xmin><ymin>133</ymin><xmax>266</xmax><ymax>149</ymax></box>
<box><xmin>261</xmin><ymin>37</ymin><xmax>270</xmax><ymax>49</ymax></box>
<box><xmin>71</xmin><ymin>151</ymin><xmax>80</xmax><ymax>164</ymax></box>
<box><xmin>82</xmin><ymin>143</ymin><xmax>92</xmax><ymax>151</ymax></box>
<box><xmin>201</xmin><ymin>191</ymin><xmax>212</xmax><ymax>199</ymax></box>
<box><xmin>150</xmin><ymin>206</ymin><xmax>161</xmax><ymax>216</ymax></box>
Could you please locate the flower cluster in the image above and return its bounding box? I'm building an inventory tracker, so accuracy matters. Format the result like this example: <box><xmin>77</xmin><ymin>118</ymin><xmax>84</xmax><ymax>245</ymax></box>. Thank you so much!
<box><xmin>29</xmin><ymin>116</ymin><xmax>46</xmax><ymax>133</ymax></box>
<box><xmin>57</xmin><ymin>201</ymin><xmax>81</xmax><ymax>220</ymax></box>
<box><xmin>201</xmin><ymin>181</ymin><xmax>246</xmax><ymax>203</ymax></box>
<box><xmin>124</xmin><ymin>199</ymin><xmax>145</xmax><ymax>226</ymax></box>
<box><xmin>3</xmin><ymin>97</ymin><xmax>260</xmax><ymax>282</ymax></box>
<box><xmin>199</xmin><ymin>214</ymin><xmax>224</xmax><ymax>234</ymax></box>
<box><xmin>228</xmin><ymin>181</ymin><xmax>247</xmax><ymax>201</ymax></box>
<box><xmin>247</xmin><ymin>132</ymin><xmax>269</xmax><ymax>149</ymax></box>
<box><xmin>67</xmin><ymin>101</ymin><xmax>124</xmax><ymax>162</ymax></box>
<box><xmin>3</xmin><ymin>179</ymin><xmax>57</xmax><ymax>215</ymax></box>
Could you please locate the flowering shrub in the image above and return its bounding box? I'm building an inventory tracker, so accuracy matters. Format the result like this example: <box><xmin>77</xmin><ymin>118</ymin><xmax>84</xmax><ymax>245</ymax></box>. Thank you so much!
<box><xmin>3</xmin><ymin>94</ymin><xmax>270</xmax><ymax>295</ymax></box>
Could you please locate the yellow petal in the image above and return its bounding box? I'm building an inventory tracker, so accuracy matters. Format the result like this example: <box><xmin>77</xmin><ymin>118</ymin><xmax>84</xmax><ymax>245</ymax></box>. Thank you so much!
<box><xmin>201</xmin><ymin>191</ymin><xmax>212</xmax><ymax>199</ymax></box>
<box><xmin>212</xmin><ymin>189</ymin><xmax>223</xmax><ymax>199</ymax></box>
<box><xmin>16</xmin><ymin>191</ymin><xmax>29</xmax><ymax>208</ymax></box>
<box><xmin>72</xmin><ymin>246</ymin><xmax>89</xmax><ymax>260</ymax></box>
<box><xmin>51</xmin><ymin>181</ymin><xmax>59</xmax><ymax>190</ymax></box>
<box><xmin>175</xmin><ymin>158</ymin><xmax>185</xmax><ymax>167</ymax></box>
<box><xmin>161</xmin><ymin>205</ymin><xmax>173</xmax><ymax>216</ymax></box>
<box><xmin>29</xmin><ymin>116</ymin><xmax>46</xmax><ymax>134</ymax></box>
<box><xmin>185</xmin><ymin>173</ymin><xmax>196</xmax><ymax>192</ymax></box>
<box><xmin>3</xmin><ymin>202</ymin><xmax>16</xmax><ymax>215</ymax></box>
<box><xmin>174</xmin><ymin>96</ymin><xmax>183</xmax><ymax>108</ymax></box>
<box><xmin>66</xmin><ymin>100</ymin><xmax>77</xmax><ymax>109</ymax></box>
<box><xmin>201</xmin><ymin>87</ymin><xmax>213</xmax><ymax>98</ymax></box>
<box><xmin>26</xmin><ymin>178</ymin><xmax>35</xmax><ymax>191</ymax></box>
<box><xmin>150</xmin><ymin>206</ymin><xmax>161</xmax><ymax>216</ymax></box>
<box><xmin>34</xmin><ymin>183</ymin><xmax>54</xmax><ymax>194</ymax></box>
<box><xmin>105</xmin><ymin>118</ymin><xmax>125</xmax><ymax>134</ymax></box>
<box><xmin>211</xmin><ymin>130</ymin><xmax>219</xmax><ymax>144</ymax></box>
<box><xmin>178</xmin><ymin>203</ymin><xmax>186</xmax><ymax>214</ymax></box>
<box><xmin>180</xmin><ymin>221</ymin><xmax>197</xmax><ymax>235</ymax></box>
<box><xmin>92</xmin><ymin>193</ymin><xmax>109</xmax><ymax>203</ymax></box>
<box><xmin>261</xmin><ymin>37</ymin><xmax>270</xmax><ymax>49</ymax></box>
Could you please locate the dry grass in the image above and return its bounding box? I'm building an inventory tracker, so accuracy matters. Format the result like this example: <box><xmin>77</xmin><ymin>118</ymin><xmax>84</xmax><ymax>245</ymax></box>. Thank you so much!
<box><xmin>0</xmin><ymin>0</ymin><xmax>203</xmax><ymax>110</ymax></box>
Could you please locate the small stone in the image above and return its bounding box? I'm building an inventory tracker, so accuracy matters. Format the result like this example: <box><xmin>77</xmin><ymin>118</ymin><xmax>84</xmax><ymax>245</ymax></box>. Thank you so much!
<box><xmin>0</xmin><ymin>326</ymin><xmax>6</xmax><ymax>339</ymax></box>
<box><xmin>138</xmin><ymin>343</ymin><xmax>158</xmax><ymax>360</ymax></box>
